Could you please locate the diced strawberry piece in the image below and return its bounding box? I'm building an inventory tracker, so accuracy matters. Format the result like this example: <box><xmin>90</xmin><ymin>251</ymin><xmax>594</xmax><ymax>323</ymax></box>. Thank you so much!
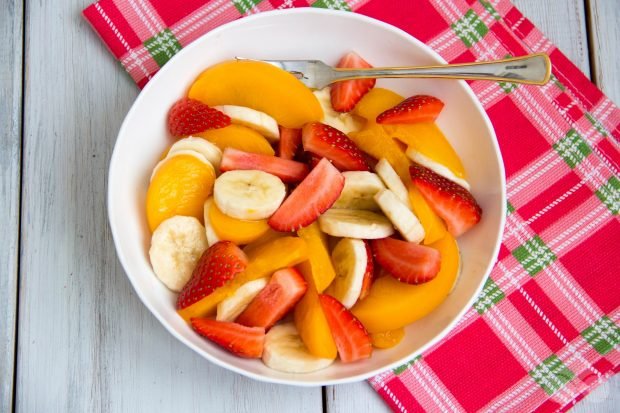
<box><xmin>359</xmin><ymin>240</ymin><xmax>374</xmax><ymax>300</ymax></box>
<box><xmin>168</xmin><ymin>98</ymin><xmax>230</xmax><ymax>137</ymax></box>
<box><xmin>191</xmin><ymin>318</ymin><xmax>265</xmax><ymax>358</ymax></box>
<box><xmin>376</xmin><ymin>95</ymin><xmax>444</xmax><ymax>124</ymax></box>
<box><xmin>177</xmin><ymin>241</ymin><xmax>248</xmax><ymax>310</ymax></box>
<box><xmin>220</xmin><ymin>147</ymin><xmax>309</xmax><ymax>183</ymax></box>
<box><xmin>278</xmin><ymin>126</ymin><xmax>302</xmax><ymax>160</ymax></box>
<box><xmin>301</xmin><ymin>152</ymin><xmax>323</xmax><ymax>170</ymax></box>
<box><xmin>236</xmin><ymin>268</ymin><xmax>307</xmax><ymax>329</ymax></box>
<box><xmin>302</xmin><ymin>122</ymin><xmax>370</xmax><ymax>171</ymax></box>
<box><xmin>268</xmin><ymin>158</ymin><xmax>345</xmax><ymax>232</ymax></box>
<box><xmin>319</xmin><ymin>294</ymin><xmax>372</xmax><ymax>363</ymax></box>
<box><xmin>371</xmin><ymin>237</ymin><xmax>441</xmax><ymax>284</ymax></box>
<box><xmin>330</xmin><ymin>52</ymin><xmax>376</xmax><ymax>113</ymax></box>
<box><xmin>410</xmin><ymin>163</ymin><xmax>482</xmax><ymax>236</ymax></box>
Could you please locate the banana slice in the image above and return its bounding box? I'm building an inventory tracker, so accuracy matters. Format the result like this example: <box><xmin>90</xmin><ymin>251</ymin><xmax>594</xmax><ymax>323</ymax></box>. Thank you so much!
<box><xmin>214</xmin><ymin>170</ymin><xmax>286</xmax><ymax>220</ymax></box>
<box><xmin>332</xmin><ymin>171</ymin><xmax>385</xmax><ymax>211</ymax></box>
<box><xmin>406</xmin><ymin>149</ymin><xmax>471</xmax><ymax>190</ymax></box>
<box><xmin>216</xmin><ymin>278</ymin><xmax>268</xmax><ymax>322</ymax></box>
<box><xmin>375</xmin><ymin>158</ymin><xmax>410</xmax><ymax>208</ymax></box>
<box><xmin>215</xmin><ymin>105</ymin><xmax>280</xmax><ymax>142</ymax></box>
<box><xmin>149</xmin><ymin>149</ymin><xmax>212</xmax><ymax>182</ymax></box>
<box><xmin>262</xmin><ymin>323</ymin><xmax>335</xmax><ymax>373</ymax></box>
<box><xmin>313</xmin><ymin>88</ymin><xmax>364</xmax><ymax>134</ymax></box>
<box><xmin>318</xmin><ymin>209</ymin><xmax>394</xmax><ymax>239</ymax></box>
<box><xmin>325</xmin><ymin>238</ymin><xmax>367</xmax><ymax>308</ymax></box>
<box><xmin>203</xmin><ymin>197</ymin><xmax>221</xmax><ymax>246</ymax></box>
<box><xmin>149</xmin><ymin>215</ymin><xmax>208</xmax><ymax>292</ymax></box>
<box><xmin>170</xmin><ymin>136</ymin><xmax>223</xmax><ymax>172</ymax></box>
<box><xmin>374</xmin><ymin>189</ymin><xmax>425</xmax><ymax>243</ymax></box>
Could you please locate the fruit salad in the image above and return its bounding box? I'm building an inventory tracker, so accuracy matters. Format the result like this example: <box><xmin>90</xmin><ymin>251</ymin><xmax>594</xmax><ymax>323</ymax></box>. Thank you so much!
<box><xmin>146</xmin><ymin>52</ymin><xmax>482</xmax><ymax>373</ymax></box>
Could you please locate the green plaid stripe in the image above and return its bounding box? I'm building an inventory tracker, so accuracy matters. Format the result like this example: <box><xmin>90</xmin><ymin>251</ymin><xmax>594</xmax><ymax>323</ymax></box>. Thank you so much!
<box><xmin>451</xmin><ymin>9</ymin><xmax>489</xmax><ymax>47</ymax></box>
<box><xmin>595</xmin><ymin>176</ymin><xmax>619</xmax><ymax>215</ymax></box>
<box><xmin>474</xmin><ymin>278</ymin><xmax>505</xmax><ymax>314</ymax></box>
<box><xmin>512</xmin><ymin>236</ymin><xmax>556</xmax><ymax>276</ymax></box>
<box><xmin>311</xmin><ymin>0</ymin><xmax>351</xmax><ymax>11</ymax></box>
<box><xmin>553</xmin><ymin>129</ymin><xmax>592</xmax><ymax>168</ymax></box>
<box><xmin>585</xmin><ymin>112</ymin><xmax>609</xmax><ymax>137</ymax></box>
<box><xmin>581</xmin><ymin>316</ymin><xmax>620</xmax><ymax>355</ymax></box>
<box><xmin>144</xmin><ymin>29</ymin><xmax>182</xmax><ymax>68</ymax></box>
<box><xmin>529</xmin><ymin>355</ymin><xmax>575</xmax><ymax>395</ymax></box>
<box><xmin>232</xmin><ymin>0</ymin><xmax>263</xmax><ymax>14</ymax></box>
<box><xmin>499</xmin><ymin>81</ymin><xmax>518</xmax><ymax>94</ymax></box>
<box><xmin>479</xmin><ymin>0</ymin><xmax>501</xmax><ymax>20</ymax></box>
<box><xmin>393</xmin><ymin>355</ymin><xmax>421</xmax><ymax>375</ymax></box>
<box><xmin>507</xmin><ymin>201</ymin><xmax>515</xmax><ymax>215</ymax></box>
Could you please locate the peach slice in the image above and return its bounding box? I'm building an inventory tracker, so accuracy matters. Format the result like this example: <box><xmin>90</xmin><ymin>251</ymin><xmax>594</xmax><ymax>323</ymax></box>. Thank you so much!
<box><xmin>196</xmin><ymin>125</ymin><xmax>275</xmax><ymax>156</ymax></box>
<box><xmin>208</xmin><ymin>202</ymin><xmax>270</xmax><ymax>245</ymax></box>
<box><xmin>297</xmin><ymin>223</ymin><xmax>336</xmax><ymax>293</ymax></box>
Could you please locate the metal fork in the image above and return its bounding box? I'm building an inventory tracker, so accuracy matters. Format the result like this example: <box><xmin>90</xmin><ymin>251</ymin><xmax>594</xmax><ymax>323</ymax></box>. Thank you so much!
<box><xmin>241</xmin><ymin>53</ymin><xmax>551</xmax><ymax>89</ymax></box>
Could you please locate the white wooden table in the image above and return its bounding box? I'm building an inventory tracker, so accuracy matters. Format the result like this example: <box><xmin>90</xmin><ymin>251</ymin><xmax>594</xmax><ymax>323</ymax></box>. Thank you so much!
<box><xmin>1</xmin><ymin>0</ymin><xmax>618</xmax><ymax>411</ymax></box>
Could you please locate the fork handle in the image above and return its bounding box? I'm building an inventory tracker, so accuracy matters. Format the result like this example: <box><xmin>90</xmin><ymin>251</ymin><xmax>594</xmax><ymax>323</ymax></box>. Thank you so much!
<box><xmin>331</xmin><ymin>54</ymin><xmax>551</xmax><ymax>85</ymax></box>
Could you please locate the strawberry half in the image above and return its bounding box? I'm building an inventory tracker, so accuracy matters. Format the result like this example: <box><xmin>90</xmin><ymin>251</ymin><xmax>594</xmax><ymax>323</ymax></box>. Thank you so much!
<box><xmin>268</xmin><ymin>158</ymin><xmax>344</xmax><ymax>232</ymax></box>
<box><xmin>177</xmin><ymin>241</ymin><xmax>248</xmax><ymax>310</ymax></box>
<box><xmin>358</xmin><ymin>240</ymin><xmax>374</xmax><ymax>300</ymax></box>
<box><xmin>191</xmin><ymin>318</ymin><xmax>265</xmax><ymax>358</ymax></box>
<box><xmin>236</xmin><ymin>267</ymin><xmax>307</xmax><ymax>329</ymax></box>
<box><xmin>220</xmin><ymin>147</ymin><xmax>309</xmax><ymax>183</ymax></box>
<box><xmin>371</xmin><ymin>237</ymin><xmax>441</xmax><ymax>284</ymax></box>
<box><xmin>319</xmin><ymin>294</ymin><xmax>372</xmax><ymax>363</ymax></box>
<box><xmin>410</xmin><ymin>163</ymin><xmax>482</xmax><ymax>236</ymax></box>
<box><xmin>168</xmin><ymin>98</ymin><xmax>231</xmax><ymax>137</ymax></box>
<box><xmin>330</xmin><ymin>52</ymin><xmax>376</xmax><ymax>113</ymax></box>
<box><xmin>278</xmin><ymin>126</ymin><xmax>302</xmax><ymax>160</ymax></box>
<box><xmin>302</xmin><ymin>122</ymin><xmax>370</xmax><ymax>171</ymax></box>
<box><xmin>376</xmin><ymin>95</ymin><xmax>444</xmax><ymax>124</ymax></box>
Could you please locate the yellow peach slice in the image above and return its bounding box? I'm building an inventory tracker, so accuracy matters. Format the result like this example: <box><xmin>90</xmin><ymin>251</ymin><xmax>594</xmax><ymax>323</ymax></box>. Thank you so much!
<box><xmin>208</xmin><ymin>202</ymin><xmax>270</xmax><ymax>245</ymax></box>
<box><xmin>196</xmin><ymin>125</ymin><xmax>275</xmax><ymax>156</ymax></box>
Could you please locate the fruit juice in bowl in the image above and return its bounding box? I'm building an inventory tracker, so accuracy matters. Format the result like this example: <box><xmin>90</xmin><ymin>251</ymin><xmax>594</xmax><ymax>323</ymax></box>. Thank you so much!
<box><xmin>108</xmin><ymin>8</ymin><xmax>505</xmax><ymax>386</ymax></box>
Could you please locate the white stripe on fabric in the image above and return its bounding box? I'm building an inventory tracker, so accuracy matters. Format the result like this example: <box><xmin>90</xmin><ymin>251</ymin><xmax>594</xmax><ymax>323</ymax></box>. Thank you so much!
<box><xmin>408</xmin><ymin>367</ymin><xmax>453</xmax><ymax>412</ymax></box>
<box><xmin>416</xmin><ymin>363</ymin><xmax>463</xmax><ymax>413</ymax></box>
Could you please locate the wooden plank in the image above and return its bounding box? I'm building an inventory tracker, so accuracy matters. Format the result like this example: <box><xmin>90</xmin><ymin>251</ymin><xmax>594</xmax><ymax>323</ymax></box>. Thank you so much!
<box><xmin>573</xmin><ymin>376</ymin><xmax>620</xmax><ymax>413</ymax></box>
<box><xmin>15</xmin><ymin>0</ymin><xmax>322</xmax><ymax>411</ymax></box>
<box><xmin>326</xmin><ymin>383</ymin><xmax>389</xmax><ymax>413</ymax></box>
<box><xmin>0</xmin><ymin>0</ymin><xmax>23</xmax><ymax>411</ymax></box>
<box><xmin>588</xmin><ymin>0</ymin><xmax>620</xmax><ymax>104</ymax></box>
<box><xmin>512</xmin><ymin>0</ymin><xmax>591</xmax><ymax>77</ymax></box>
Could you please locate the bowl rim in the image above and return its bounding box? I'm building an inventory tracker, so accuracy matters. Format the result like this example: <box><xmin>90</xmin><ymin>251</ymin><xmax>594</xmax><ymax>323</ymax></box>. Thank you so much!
<box><xmin>108</xmin><ymin>7</ymin><xmax>507</xmax><ymax>386</ymax></box>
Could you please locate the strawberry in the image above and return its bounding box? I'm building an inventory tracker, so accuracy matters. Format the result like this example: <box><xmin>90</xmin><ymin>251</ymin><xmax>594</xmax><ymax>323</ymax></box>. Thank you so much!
<box><xmin>371</xmin><ymin>237</ymin><xmax>441</xmax><ymax>284</ymax></box>
<box><xmin>268</xmin><ymin>158</ymin><xmax>344</xmax><ymax>232</ymax></box>
<box><xmin>177</xmin><ymin>241</ymin><xmax>248</xmax><ymax>310</ymax></box>
<box><xmin>301</xmin><ymin>122</ymin><xmax>370</xmax><ymax>171</ymax></box>
<box><xmin>319</xmin><ymin>294</ymin><xmax>372</xmax><ymax>363</ymax></box>
<box><xmin>278</xmin><ymin>126</ymin><xmax>302</xmax><ymax>160</ymax></box>
<box><xmin>376</xmin><ymin>95</ymin><xmax>444</xmax><ymax>124</ymax></box>
<box><xmin>236</xmin><ymin>267</ymin><xmax>307</xmax><ymax>329</ymax></box>
<box><xmin>191</xmin><ymin>318</ymin><xmax>265</xmax><ymax>358</ymax></box>
<box><xmin>168</xmin><ymin>98</ymin><xmax>230</xmax><ymax>137</ymax></box>
<box><xmin>330</xmin><ymin>52</ymin><xmax>376</xmax><ymax>113</ymax></box>
<box><xmin>359</xmin><ymin>240</ymin><xmax>374</xmax><ymax>300</ymax></box>
<box><xmin>220</xmin><ymin>148</ymin><xmax>309</xmax><ymax>183</ymax></box>
<box><xmin>410</xmin><ymin>163</ymin><xmax>482</xmax><ymax>236</ymax></box>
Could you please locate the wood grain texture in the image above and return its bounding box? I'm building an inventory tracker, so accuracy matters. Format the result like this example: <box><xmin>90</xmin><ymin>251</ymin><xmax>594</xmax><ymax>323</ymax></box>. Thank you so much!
<box><xmin>326</xmin><ymin>382</ymin><xmax>389</xmax><ymax>413</ymax></box>
<box><xmin>14</xmin><ymin>1</ymin><xmax>321</xmax><ymax>411</ymax></box>
<box><xmin>0</xmin><ymin>0</ymin><xmax>23</xmax><ymax>411</ymax></box>
<box><xmin>512</xmin><ymin>0</ymin><xmax>591</xmax><ymax>77</ymax></box>
<box><xmin>588</xmin><ymin>0</ymin><xmax>620</xmax><ymax>104</ymax></box>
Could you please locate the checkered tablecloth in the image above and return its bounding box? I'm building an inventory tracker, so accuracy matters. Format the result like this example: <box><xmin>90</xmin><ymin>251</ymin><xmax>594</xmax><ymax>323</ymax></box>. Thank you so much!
<box><xmin>84</xmin><ymin>0</ymin><xmax>619</xmax><ymax>411</ymax></box>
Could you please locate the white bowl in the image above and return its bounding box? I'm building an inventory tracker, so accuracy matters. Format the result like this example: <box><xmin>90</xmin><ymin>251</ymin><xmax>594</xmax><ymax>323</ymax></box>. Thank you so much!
<box><xmin>108</xmin><ymin>8</ymin><xmax>506</xmax><ymax>386</ymax></box>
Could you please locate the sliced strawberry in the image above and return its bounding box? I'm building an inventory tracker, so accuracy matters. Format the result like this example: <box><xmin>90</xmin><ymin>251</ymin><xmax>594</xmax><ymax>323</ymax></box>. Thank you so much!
<box><xmin>176</xmin><ymin>241</ymin><xmax>248</xmax><ymax>310</ymax></box>
<box><xmin>168</xmin><ymin>98</ymin><xmax>230</xmax><ymax>137</ymax></box>
<box><xmin>371</xmin><ymin>237</ymin><xmax>441</xmax><ymax>284</ymax></box>
<box><xmin>301</xmin><ymin>152</ymin><xmax>323</xmax><ymax>170</ymax></box>
<box><xmin>302</xmin><ymin>122</ymin><xmax>369</xmax><ymax>171</ymax></box>
<box><xmin>220</xmin><ymin>148</ymin><xmax>309</xmax><ymax>183</ymax></box>
<box><xmin>191</xmin><ymin>318</ymin><xmax>265</xmax><ymax>358</ymax></box>
<box><xmin>410</xmin><ymin>163</ymin><xmax>482</xmax><ymax>236</ymax></box>
<box><xmin>319</xmin><ymin>294</ymin><xmax>372</xmax><ymax>363</ymax></box>
<box><xmin>376</xmin><ymin>95</ymin><xmax>444</xmax><ymax>124</ymax></box>
<box><xmin>278</xmin><ymin>126</ymin><xmax>302</xmax><ymax>160</ymax></box>
<box><xmin>358</xmin><ymin>240</ymin><xmax>374</xmax><ymax>300</ymax></box>
<box><xmin>268</xmin><ymin>158</ymin><xmax>344</xmax><ymax>232</ymax></box>
<box><xmin>236</xmin><ymin>268</ymin><xmax>307</xmax><ymax>329</ymax></box>
<box><xmin>330</xmin><ymin>52</ymin><xmax>376</xmax><ymax>113</ymax></box>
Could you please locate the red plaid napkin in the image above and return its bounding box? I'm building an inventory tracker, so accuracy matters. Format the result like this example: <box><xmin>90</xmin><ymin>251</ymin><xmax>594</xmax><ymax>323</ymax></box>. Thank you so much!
<box><xmin>84</xmin><ymin>0</ymin><xmax>620</xmax><ymax>411</ymax></box>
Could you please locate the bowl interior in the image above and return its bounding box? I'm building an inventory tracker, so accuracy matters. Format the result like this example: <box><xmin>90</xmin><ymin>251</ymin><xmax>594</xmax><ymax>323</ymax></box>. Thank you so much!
<box><xmin>108</xmin><ymin>9</ymin><xmax>505</xmax><ymax>386</ymax></box>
